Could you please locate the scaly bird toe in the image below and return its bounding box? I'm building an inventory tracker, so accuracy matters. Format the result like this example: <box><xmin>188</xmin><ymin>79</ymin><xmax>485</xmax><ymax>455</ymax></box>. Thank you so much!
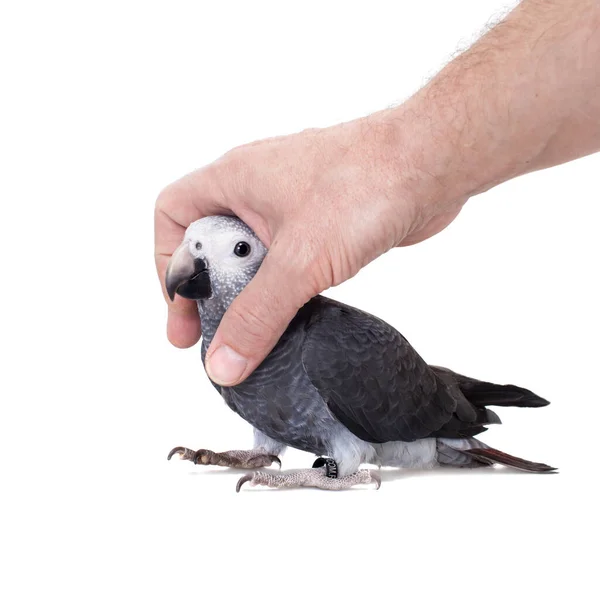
<box><xmin>168</xmin><ymin>447</ymin><xmax>282</xmax><ymax>469</ymax></box>
<box><xmin>236</xmin><ymin>467</ymin><xmax>380</xmax><ymax>492</ymax></box>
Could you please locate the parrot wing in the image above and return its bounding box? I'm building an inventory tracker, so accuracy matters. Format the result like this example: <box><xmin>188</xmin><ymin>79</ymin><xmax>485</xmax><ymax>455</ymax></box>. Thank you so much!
<box><xmin>301</xmin><ymin>296</ymin><xmax>487</xmax><ymax>443</ymax></box>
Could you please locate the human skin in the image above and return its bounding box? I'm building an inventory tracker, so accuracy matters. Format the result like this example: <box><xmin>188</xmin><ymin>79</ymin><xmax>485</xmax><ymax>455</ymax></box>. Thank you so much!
<box><xmin>155</xmin><ymin>0</ymin><xmax>600</xmax><ymax>386</ymax></box>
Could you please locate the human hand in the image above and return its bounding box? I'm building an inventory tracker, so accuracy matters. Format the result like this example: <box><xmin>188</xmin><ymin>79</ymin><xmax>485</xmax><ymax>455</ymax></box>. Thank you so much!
<box><xmin>154</xmin><ymin>111</ymin><xmax>466</xmax><ymax>386</ymax></box>
<box><xmin>155</xmin><ymin>0</ymin><xmax>600</xmax><ymax>388</ymax></box>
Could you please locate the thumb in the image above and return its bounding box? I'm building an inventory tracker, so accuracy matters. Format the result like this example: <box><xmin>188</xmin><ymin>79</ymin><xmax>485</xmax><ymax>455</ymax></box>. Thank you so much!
<box><xmin>205</xmin><ymin>240</ymin><xmax>316</xmax><ymax>386</ymax></box>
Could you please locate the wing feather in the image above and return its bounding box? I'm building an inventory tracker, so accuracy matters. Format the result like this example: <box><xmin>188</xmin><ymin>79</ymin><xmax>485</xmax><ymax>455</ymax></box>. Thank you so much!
<box><xmin>301</xmin><ymin>297</ymin><xmax>457</xmax><ymax>443</ymax></box>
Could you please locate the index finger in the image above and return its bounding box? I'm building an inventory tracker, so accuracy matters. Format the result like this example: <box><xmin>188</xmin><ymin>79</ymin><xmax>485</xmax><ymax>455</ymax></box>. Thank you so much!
<box><xmin>154</xmin><ymin>168</ymin><xmax>227</xmax><ymax>347</ymax></box>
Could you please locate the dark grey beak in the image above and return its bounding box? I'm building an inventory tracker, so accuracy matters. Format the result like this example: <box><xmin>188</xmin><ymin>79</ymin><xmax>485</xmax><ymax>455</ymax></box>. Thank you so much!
<box><xmin>165</xmin><ymin>242</ymin><xmax>211</xmax><ymax>301</ymax></box>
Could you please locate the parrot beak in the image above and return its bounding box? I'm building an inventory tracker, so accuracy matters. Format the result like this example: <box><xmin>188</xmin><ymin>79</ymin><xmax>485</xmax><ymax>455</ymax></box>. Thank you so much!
<box><xmin>165</xmin><ymin>242</ymin><xmax>211</xmax><ymax>301</ymax></box>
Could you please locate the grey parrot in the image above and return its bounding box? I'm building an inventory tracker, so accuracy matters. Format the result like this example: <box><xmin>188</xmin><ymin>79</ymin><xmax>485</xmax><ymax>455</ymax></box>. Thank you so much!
<box><xmin>165</xmin><ymin>216</ymin><xmax>556</xmax><ymax>491</ymax></box>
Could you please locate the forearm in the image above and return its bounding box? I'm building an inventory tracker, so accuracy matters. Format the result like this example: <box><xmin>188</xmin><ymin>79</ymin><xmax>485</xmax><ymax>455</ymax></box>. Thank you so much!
<box><xmin>385</xmin><ymin>0</ymin><xmax>600</xmax><ymax>211</ymax></box>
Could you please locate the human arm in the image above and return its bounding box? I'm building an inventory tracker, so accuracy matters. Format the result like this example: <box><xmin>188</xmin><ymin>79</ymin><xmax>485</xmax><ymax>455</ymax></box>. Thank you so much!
<box><xmin>155</xmin><ymin>0</ymin><xmax>600</xmax><ymax>386</ymax></box>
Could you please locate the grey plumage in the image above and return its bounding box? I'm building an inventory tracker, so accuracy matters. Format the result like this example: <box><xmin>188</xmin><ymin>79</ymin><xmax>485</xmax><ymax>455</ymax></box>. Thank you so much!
<box><xmin>167</xmin><ymin>216</ymin><xmax>555</xmax><ymax>481</ymax></box>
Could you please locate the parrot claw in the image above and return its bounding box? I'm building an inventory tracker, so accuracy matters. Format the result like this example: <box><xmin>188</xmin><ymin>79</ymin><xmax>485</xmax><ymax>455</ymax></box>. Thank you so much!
<box><xmin>236</xmin><ymin>473</ymin><xmax>255</xmax><ymax>493</ymax></box>
<box><xmin>370</xmin><ymin>471</ymin><xmax>381</xmax><ymax>490</ymax></box>
<box><xmin>167</xmin><ymin>446</ymin><xmax>195</xmax><ymax>461</ymax></box>
<box><xmin>167</xmin><ymin>447</ymin><xmax>183</xmax><ymax>460</ymax></box>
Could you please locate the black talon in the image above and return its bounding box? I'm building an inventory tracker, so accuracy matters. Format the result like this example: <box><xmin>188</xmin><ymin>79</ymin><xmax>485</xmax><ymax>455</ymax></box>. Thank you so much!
<box><xmin>371</xmin><ymin>472</ymin><xmax>382</xmax><ymax>490</ymax></box>
<box><xmin>167</xmin><ymin>447</ymin><xmax>186</xmax><ymax>461</ymax></box>
<box><xmin>236</xmin><ymin>474</ymin><xmax>253</xmax><ymax>493</ymax></box>
<box><xmin>269</xmin><ymin>455</ymin><xmax>282</xmax><ymax>469</ymax></box>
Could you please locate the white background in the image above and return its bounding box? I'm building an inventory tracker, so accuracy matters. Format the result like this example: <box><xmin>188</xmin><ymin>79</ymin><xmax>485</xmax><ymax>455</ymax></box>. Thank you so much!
<box><xmin>1</xmin><ymin>1</ymin><xmax>598</xmax><ymax>598</ymax></box>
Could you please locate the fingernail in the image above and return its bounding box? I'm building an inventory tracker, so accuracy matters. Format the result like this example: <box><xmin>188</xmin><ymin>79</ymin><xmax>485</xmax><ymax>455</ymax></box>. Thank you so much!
<box><xmin>206</xmin><ymin>345</ymin><xmax>248</xmax><ymax>386</ymax></box>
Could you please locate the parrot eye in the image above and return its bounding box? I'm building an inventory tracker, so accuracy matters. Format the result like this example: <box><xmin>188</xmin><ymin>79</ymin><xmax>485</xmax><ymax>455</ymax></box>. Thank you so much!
<box><xmin>234</xmin><ymin>241</ymin><xmax>251</xmax><ymax>257</ymax></box>
<box><xmin>195</xmin><ymin>242</ymin><xmax>202</xmax><ymax>251</ymax></box>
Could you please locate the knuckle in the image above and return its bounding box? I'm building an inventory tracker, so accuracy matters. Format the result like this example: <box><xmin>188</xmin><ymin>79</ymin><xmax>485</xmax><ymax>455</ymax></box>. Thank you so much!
<box><xmin>210</xmin><ymin>148</ymin><xmax>253</xmax><ymax>205</ymax></box>
<box><xmin>155</xmin><ymin>182</ymin><xmax>182</xmax><ymax>214</ymax></box>
<box><xmin>218</xmin><ymin>146</ymin><xmax>250</xmax><ymax>178</ymax></box>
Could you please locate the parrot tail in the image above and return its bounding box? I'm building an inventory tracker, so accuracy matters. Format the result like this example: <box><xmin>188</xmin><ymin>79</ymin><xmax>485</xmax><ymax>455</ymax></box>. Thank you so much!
<box><xmin>430</xmin><ymin>366</ymin><xmax>549</xmax><ymax>408</ymax></box>
<box><xmin>461</xmin><ymin>447</ymin><xmax>557</xmax><ymax>472</ymax></box>
<box><xmin>436</xmin><ymin>438</ymin><xmax>557</xmax><ymax>472</ymax></box>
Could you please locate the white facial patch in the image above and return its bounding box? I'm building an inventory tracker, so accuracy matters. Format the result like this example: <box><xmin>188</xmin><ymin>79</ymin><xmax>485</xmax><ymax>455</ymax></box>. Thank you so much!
<box><xmin>183</xmin><ymin>216</ymin><xmax>267</xmax><ymax>302</ymax></box>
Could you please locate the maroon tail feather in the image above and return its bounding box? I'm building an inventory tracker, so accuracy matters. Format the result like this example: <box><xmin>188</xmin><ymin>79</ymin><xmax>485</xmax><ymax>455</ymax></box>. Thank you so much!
<box><xmin>463</xmin><ymin>447</ymin><xmax>557</xmax><ymax>473</ymax></box>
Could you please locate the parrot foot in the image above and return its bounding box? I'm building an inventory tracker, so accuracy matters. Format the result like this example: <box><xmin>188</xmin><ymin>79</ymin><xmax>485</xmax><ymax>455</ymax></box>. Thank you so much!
<box><xmin>236</xmin><ymin>467</ymin><xmax>380</xmax><ymax>492</ymax></box>
<box><xmin>167</xmin><ymin>447</ymin><xmax>281</xmax><ymax>469</ymax></box>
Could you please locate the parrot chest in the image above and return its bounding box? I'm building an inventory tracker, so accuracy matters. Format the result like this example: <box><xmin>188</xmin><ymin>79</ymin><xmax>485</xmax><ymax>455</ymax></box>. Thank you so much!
<box><xmin>203</xmin><ymin>325</ymin><xmax>340</xmax><ymax>455</ymax></box>
<box><xmin>221</xmin><ymin>355</ymin><xmax>340</xmax><ymax>455</ymax></box>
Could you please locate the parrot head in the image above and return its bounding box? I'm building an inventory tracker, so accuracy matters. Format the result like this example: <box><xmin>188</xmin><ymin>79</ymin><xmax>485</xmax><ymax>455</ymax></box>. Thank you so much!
<box><xmin>165</xmin><ymin>216</ymin><xmax>267</xmax><ymax>303</ymax></box>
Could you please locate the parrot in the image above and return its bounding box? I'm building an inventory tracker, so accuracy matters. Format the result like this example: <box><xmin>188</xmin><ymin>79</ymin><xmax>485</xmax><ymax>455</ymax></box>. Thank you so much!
<box><xmin>165</xmin><ymin>215</ymin><xmax>556</xmax><ymax>491</ymax></box>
